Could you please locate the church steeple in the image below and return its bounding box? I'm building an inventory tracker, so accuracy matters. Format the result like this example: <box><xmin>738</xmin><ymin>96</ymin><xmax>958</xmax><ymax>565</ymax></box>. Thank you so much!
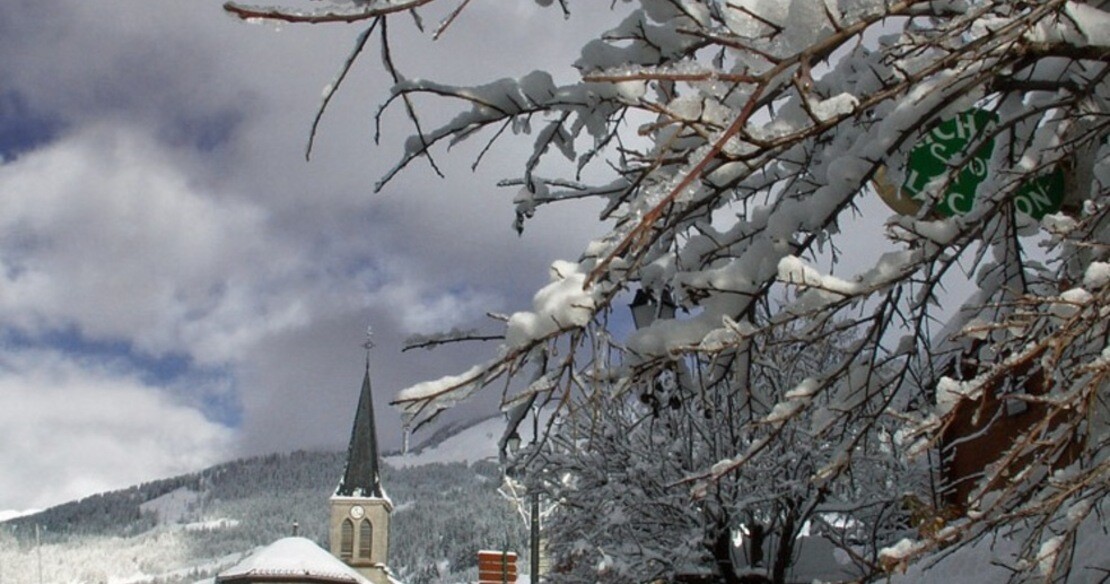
<box><xmin>329</xmin><ymin>331</ymin><xmax>392</xmax><ymax>584</ymax></box>
<box><xmin>336</xmin><ymin>354</ymin><xmax>385</xmax><ymax>498</ymax></box>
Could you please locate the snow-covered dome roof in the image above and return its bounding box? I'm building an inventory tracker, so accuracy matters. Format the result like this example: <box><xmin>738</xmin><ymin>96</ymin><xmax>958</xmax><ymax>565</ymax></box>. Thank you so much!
<box><xmin>216</xmin><ymin>537</ymin><xmax>372</xmax><ymax>584</ymax></box>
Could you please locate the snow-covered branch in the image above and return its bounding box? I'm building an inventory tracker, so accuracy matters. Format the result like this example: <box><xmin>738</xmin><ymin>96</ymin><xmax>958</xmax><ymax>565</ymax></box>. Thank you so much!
<box><xmin>229</xmin><ymin>0</ymin><xmax>1110</xmax><ymax>580</ymax></box>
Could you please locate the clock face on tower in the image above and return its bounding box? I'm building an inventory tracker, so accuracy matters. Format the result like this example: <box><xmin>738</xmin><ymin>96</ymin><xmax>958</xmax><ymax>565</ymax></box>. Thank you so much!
<box><xmin>349</xmin><ymin>505</ymin><xmax>365</xmax><ymax>519</ymax></box>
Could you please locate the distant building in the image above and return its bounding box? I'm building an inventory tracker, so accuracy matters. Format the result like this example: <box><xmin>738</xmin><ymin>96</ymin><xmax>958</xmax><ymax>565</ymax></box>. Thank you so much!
<box><xmin>208</xmin><ymin>353</ymin><xmax>398</xmax><ymax>584</ymax></box>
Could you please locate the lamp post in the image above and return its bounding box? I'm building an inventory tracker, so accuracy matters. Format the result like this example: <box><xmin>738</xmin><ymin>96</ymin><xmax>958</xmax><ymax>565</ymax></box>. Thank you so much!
<box><xmin>505</xmin><ymin>431</ymin><xmax>521</xmax><ymax>458</ymax></box>
<box><xmin>631</xmin><ymin>287</ymin><xmax>681</xmax><ymax>414</ymax></box>
<box><xmin>529</xmin><ymin>412</ymin><xmax>540</xmax><ymax>584</ymax></box>
<box><xmin>504</xmin><ymin>290</ymin><xmax>676</xmax><ymax>583</ymax></box>
<box><xmin>506</xmin><ymin>413</ymin><xmax>542</xmax><ymax>584</ymax></box>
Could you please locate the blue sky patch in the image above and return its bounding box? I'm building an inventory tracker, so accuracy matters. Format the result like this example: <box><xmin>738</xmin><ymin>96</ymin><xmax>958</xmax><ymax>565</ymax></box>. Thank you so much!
<box><xmin>0</xmin><ymin>91</ymin><xmax>62</xmax><ymax>160</ymax></box>
<box><xmin>1</xmin><ymin>326</ymin><xmax>243</xmax><ymax>427</ymax></box>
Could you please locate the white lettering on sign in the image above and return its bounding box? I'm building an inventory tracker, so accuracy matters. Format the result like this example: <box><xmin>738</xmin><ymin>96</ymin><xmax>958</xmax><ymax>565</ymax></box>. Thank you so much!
<box><xmin>954</xmin><ymin>112</ymin><xmax>979</xmax><ymax>140</ymax></box>
<box><xmin>1013</xmin><ymin>180</ymin><xmax>1057</xmax><ymax>217</ymax></box>
<box><xmin>929</xmin><ymin>141</ymin><xmax>949</xmax><ymax>162</ymax></box>
<box><xmin>947</xmin><ymin>189</ymin><xmax>971</xmax><ymax>213</ymax></box>
<box><xmin>903</xmin><ymin>168</ymin><xmax>926</xmax><ymax>195</ymax></box>
<box><xmin>968</xmin><ymin>157</ymin><xmax>988</xmax><ymax>179</ymax></box>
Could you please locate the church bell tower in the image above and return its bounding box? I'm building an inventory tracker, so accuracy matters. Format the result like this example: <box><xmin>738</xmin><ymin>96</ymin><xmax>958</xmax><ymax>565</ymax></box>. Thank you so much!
<box><xmin>330</xmin><ymin>336</ymin><xmax>393</xmax><ymax>584</ymax></box>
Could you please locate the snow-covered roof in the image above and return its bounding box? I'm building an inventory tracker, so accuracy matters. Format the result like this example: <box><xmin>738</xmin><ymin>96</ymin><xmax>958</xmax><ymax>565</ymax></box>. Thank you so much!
<box><xmin>216</xmin><ymin>537</ymin><xmax>372</xmax><ymax>584</ymax></box>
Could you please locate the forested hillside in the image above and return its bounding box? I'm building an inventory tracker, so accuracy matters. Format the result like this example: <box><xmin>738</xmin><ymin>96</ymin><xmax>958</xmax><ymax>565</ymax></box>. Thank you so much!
<box><xmin>0</xmin><ymin>447</ymin><xmax>525</xmax><ymax>584</ymax></box>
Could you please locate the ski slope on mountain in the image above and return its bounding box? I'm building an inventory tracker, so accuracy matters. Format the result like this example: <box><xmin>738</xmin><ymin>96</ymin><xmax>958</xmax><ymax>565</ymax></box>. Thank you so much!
<box><xmin>386</xmin><ymin>415</ymin><xmax>504</xmax><ymax>469</ymax></box>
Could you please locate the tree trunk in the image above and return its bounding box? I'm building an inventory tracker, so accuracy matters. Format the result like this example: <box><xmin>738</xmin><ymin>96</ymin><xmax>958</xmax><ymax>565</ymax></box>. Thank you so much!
<box><xmin>770</xmin><ymin>509</ymin><xmax>797</xmax><ymax>584</ymax></box>
<box><xmin>747</xmin><ymin>523</ymin><xmax>765</xmax><ymax>569</ymax></box>
<box><xmin>711</xmin><ymin>522</ymin><xmax>743</xmax><ymax>584</ymax></box>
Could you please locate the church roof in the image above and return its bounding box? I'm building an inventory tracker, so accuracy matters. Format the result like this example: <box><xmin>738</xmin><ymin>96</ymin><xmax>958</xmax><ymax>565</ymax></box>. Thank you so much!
<box><xmin>335</xmin><ymin>360</ymin><xmax>385</xmax><ymax>498</ymax></box>
<box><xmin>215</xmin><ymin>537</ymin><xmax>372</xmax><ymax>584</ymax></box>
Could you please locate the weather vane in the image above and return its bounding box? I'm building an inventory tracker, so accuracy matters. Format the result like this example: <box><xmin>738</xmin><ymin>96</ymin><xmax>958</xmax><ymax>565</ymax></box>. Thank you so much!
<box><xmin>363</xmin><ymin>325</ymin><xmax>375</xmax><ymax>351</ymax></box>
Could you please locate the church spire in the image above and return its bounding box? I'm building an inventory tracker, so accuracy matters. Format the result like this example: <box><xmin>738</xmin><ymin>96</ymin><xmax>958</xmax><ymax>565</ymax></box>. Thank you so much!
<box><xmin>335</xmin><ymin>330</ymin><xmax>384</xmax><ymax>498</ymax></box>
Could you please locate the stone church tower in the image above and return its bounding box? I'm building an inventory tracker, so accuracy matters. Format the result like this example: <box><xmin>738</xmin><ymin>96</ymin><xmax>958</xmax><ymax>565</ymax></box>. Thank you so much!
<box><xmin>329</xmin><ymin>351</ymin><xmax>393</xmax><ymax>584</ymax></box>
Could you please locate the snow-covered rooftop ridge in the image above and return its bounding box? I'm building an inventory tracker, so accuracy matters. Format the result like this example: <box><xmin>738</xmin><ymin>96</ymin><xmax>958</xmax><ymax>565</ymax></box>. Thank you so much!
<box><xmin>216</xmin><ymin>537</ymin><xmax>371</xmax><ymax>583</ymax></box>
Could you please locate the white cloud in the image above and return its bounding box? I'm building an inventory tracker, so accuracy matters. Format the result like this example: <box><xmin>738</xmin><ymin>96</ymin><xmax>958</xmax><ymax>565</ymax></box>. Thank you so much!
<box><xmin>0</xmin><ymin>0</ymin><xmax>620</xmax><ymax>512</ymax></box>
<box><xmin>366</xmin><ymin>257</ymin><xmax>504</xmax><ymax>335</ymax></box>
<box><xmin>0</xmin><ymin>123</ymin><xmax>314</xmax><ymax>363</ymax></box>
<box><xmin>0</xmin><ymin>348</ymin><xmax>233</xmax><ymax>510</ymax></box>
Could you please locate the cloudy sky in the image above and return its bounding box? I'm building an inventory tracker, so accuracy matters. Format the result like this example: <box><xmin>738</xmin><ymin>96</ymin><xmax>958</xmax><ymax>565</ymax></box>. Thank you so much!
<box><xmin>0</xmin><ymin>0</ymin><xmax>616</xmax><ymax>512</ymax></box>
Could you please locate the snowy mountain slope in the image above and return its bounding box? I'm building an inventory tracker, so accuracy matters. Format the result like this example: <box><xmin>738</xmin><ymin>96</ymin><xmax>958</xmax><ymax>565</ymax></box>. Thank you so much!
<box><xmin>386</xmin><ymin>414</ymin><xmax>505</xmax><ymax>468</ymax></box>
<box><xmin>0</xmin><ymin>508</ymin><xmax>38</xmax><ymax>522</ymax></box>
<box><xmin>0</xmin><ymin>416</ymin><xmax>525</xmax><ymax>584</ymax></box>
<box><xmin>140</xmin><ymin>486</ymin><xmax>203</xmax><ymax>525</ymax></box>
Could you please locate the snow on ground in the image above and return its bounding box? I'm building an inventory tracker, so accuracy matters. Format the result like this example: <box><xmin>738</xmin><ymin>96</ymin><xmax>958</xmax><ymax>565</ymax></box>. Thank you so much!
<box><xmin>0</xmin><ymin>508</ymin><xmax>40</xmax><ymax>521</ymax></box>
<box><xmin>385</xmin><ymin>416</ymin><xmax>504</xmax><ymax>469</ymax></box>
<box><xmin>140</xmin><ymin>486</ymin><xmax>201</xmax><ymax>525</ymax></box>
<box><xmin>116</xmin><ymin>549</ymin><xmax>244</xmax><ymax>584</ymax></box>
<box><xmin>184</xmin><ymin>518</ymin><xmax>240</xmax><ymax>531</ymax></box>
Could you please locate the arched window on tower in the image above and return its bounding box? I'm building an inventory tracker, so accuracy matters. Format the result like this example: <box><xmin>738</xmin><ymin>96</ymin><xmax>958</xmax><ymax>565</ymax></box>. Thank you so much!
<box><xmin>359</xmin><ymin>519</ymin><xmax>373</xmax><ymax>559</ymax></box>
<box><xmin>340</xmin><ymin>519</ymin><xmax>354</xmax><ymax>560</ymax></box>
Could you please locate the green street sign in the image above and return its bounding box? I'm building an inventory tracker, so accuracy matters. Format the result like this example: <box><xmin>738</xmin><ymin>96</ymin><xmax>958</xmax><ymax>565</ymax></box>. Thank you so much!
<box><xmin>1012</xmin><ymin>169</ymin><xmax>1066</xmax><ymax>219</ymax></box>
<box><xmin>896</xmin><ymin>109</ymin><xmax>1065</xmax><ymax>219</ymax></box>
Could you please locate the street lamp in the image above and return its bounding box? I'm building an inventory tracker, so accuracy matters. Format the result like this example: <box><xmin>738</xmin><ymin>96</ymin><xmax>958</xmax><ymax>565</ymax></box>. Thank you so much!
<box><xmin>629</xmin><ymin>288</ymin><xmax>676</xmax><ymax>330</ymax></box>
<box><xmin>504</xmin><ymin>425</ymin><xmax>540</xmax><ymax>583</ymax></box>
<box><xmin>505</xmin><ymin>430</ymin><xmax>522</xmax><ymax>459</ymax></box>
<box><xmin>631</xmin><ymin>288</ymin><xmax>684</xmax><ymax>417</ymax></box>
